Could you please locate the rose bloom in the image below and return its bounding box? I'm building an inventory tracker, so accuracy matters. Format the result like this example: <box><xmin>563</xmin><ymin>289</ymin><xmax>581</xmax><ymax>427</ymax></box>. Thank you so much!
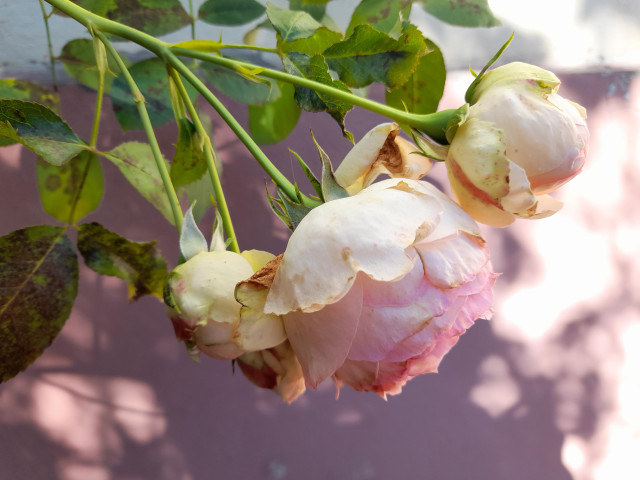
<box><xmin>166</xmin><ymin>250</ymin><xmax>286</xmax><ymax>361</ymax></box>
<box><xmin>333</xmin><ymin>122</ymin><xmax>434</xmax><ymax>195</ymax></box>
<box><xmin>446</xmin><ymin>62</ymin><xmax>589</xmax><ymax>227</ymax></box>
<box><xmin>235</xmin><ymin>340</ymin><xmax>305</xmax><ymax>404</ymax></box>
<box><xmin>262</xmin><ymin>178</ymin><xmax>497</xmax><ymax>398</ymax></box>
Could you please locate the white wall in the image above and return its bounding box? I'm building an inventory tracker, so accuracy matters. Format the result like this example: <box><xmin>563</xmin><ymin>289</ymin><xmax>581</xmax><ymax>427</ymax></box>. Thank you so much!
<box><xmin>1</xmin><ymin>0</ymin><xmax>639</xmax><ymax>80</ymax></box>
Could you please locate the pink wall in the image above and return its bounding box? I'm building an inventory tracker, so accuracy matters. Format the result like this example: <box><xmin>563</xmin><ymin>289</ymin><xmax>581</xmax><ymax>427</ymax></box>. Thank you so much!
<box><xmin>0</xmin><ymin>70</ymin><xmax>637</xmax><ymax>480</ymax></box>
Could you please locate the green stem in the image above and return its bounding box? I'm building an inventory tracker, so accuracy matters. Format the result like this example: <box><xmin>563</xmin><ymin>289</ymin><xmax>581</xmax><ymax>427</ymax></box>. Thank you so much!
<box><xmin>44</xmin><ymin>0</ymin><xmax>303</xmax><ymax>203</ymax></box>
<box><xmin>165</xmin><ymin>52</ymin><xmax>303</xmax><ymax>204</ymax></box>
<box><xmin>95</xmin><ymin>31</ymin><xmax>184</xmax><ymax>232</ymax></box>
<box><xmin>188</xmin><ymin>0</ymin><xmax>195</xmax><ymax>40</ymax></box>
<box><xmin>171</xmin><ymin>48</ymin><xmax>454</xmax><ymax>144</ymax></box>
<box><xmin>220</xmin><ymin>44</ymin><xmax>279</xmax><ymax>54</ymax></box>
<box><xmin>168</xmin><ymin>68</ymin><xmax>240</xmax><ymax>254</ymax></box>
<box><xmin>89</xmin><ymin>71</ymin><xmax>104</xmax><ymax>147</ymax></box>
<box><xmin>45</xmin><ymin>0</ymin><xmax>169</xmax><ymax>57</ymax></box>
<box><xmin>67</xmin><ymin>36</ymin><xmax>107</xmax><ymax>226</ymax></box>
<box><xmin>44</xmin><ymin>0</ymin><xmax>456</xmax><ymax>143</ymax></box>
<box><xmin>39</xmin><ymin>0</ymin><xmax>58</xmax><ymax>92</ymax></box>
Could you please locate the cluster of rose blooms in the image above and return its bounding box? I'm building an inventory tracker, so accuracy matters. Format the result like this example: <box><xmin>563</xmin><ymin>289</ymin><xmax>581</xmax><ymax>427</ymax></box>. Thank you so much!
<box><xmin>165</xmin><ymin>63</ymin><xmax>589</xmax><ymax>402</ymax></box>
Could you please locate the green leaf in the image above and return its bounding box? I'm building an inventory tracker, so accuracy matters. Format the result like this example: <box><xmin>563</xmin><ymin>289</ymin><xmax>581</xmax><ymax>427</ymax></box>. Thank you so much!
<box><xmin>385</xmin><ymin>39</ymin><xmax>445</xmax><ymax>115</ymax></box>
<box><xmin>200</xmin><ymin>62</ymin><xmax>278</xmax><ymax>105</ymax></box>
<box><xmin>276</xmin><ymin>188</ymin><xmax>313</xmax><ymax>230</ymax></box>
<box><xmin>291</xmin><ymin>150</ymin><xmax>323</xmax><ymax>199</ymax></box>
<box><xmin>0</xmin><ymin>79</ymin><xmax>59</xmax><ymax>112</ymax></box>
<box><xmin>106</xmin><ymin>141</ymin><xmax>176</xmax><ymax>225</ymax></box>
<box><xmin>180</xmin><ymin>205</ymin><xmax>208</xmax><ymax>261</ymax></box>
<box><xmin>265</xmin><ymin>185</ymin><xmax>293</xmax><ymax>229</ymax></box>
<box><xmin>421</xmin><ymin>0</ymin><xmax>501</xmax><ymax>27</ymax></box>
<box><xmin>59</xmin><ymin>39</ymin><xmax>129</xmax><ymax>93</ymax></box>
<box><xmin>0</xmin><ymin>79</ymin><xmax>60</xmax><ymax>147</ymax></box>
<box><xmin>199</xmin><ymin>0</ymin><xmax>265</xmax><ymax>26</ymax></box>
<box><xmin>170</xmin><ymin>118</ymin><xmax>207</xmax><ymax>189</ymax></box>
<box><xmin>282</xmin><ymin>53</ymin><xmax>353</xmax><ymax>141</ymax></box>
<box><xmin>289</xmin><ymin>0</ymin><xmax>327</xmax><ymax>21</ymax></box>
<box><xmin>0</xmin><ymin>99</ymin><xmax>86</xmax><ymax>165</ymax></box>
<box><xmin>110</xmin><ymin>57</ymin><xmax>197</xmax><ymax>131</ymax></box>
<box><xmin>410</xmin><ymin>129</ymin><xmax>448</xmax><ymax>162</ymax></box>
<box><xmin>0</xmin><ymin>226</ymin><xmax>78</xmax><ymax>382</ymax></box>
<box><xmin>312</xmin><ymin>133</ymin><xmax>349</xmax><ymax>201</ymax></box>
<box><xmin>210</xmin><ymin>210</ymin><xmax>226</xmax><ymax>252</ymax></box>
<box><xmin>177</xmin><ymin>113</ymin><xmax>220</xmax><ymax>223</ymax></box>
<box><xmin>279</xmin><ymin>27</ymin><xmax>343</xmax><ymax>56</ymax></box>
<box><xmin>77</xmin><ymin>222</ymin><xmax>167</xmax><ymax>301</ymax></box>
<box><xmin>248</xmin><ymin>82</ymin><xmax>301</xmax><ymax>144</ymax></box>
<box><xmin>267</xmin><ymin>2</ymin><xmax>340</xmax><ymax>48</ymax></box>
<box><xmin>323</xmin><ymin>22</ymin><xmax>427</xmax><ymax>88</ymax></box>
<box><xmin>184</xmin><ymin>173</ymin><xmax>216</xmax><ymax>223</ymax></box>
<box><xmin>60</xmin><ymin>0</ymin><xmax>191</xmax><ymax>37</ymax></box>
<box><xmin>347</xmin><ymin>0</ymin><xmax>412</xmax><ymax>36</ymax></box>
<box><xmin>267</xmin><ymin>3</ymin><xmax>323</xmax><ymax>42</ymax></box>
<box><xmin>36</xmin><ymin>151</ymin><xmax>104</xmax><ymax>224</ymax></box>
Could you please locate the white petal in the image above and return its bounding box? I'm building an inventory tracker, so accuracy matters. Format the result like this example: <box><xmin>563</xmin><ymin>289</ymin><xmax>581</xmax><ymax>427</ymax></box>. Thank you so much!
<box><xmin>390</xmin><ymin>136</ymin><xmax>434</xmax><ymax>180</ymax></box>
<box><xmin>500</xmin><ymin>161</ymin><xmax>537</xmax><ymax>214</ymax></box>
<box><xmin>334</xmin><ymin>123</ymin><xmax>398</xmax><ymax>194</ymax></box>
<box><xmin>515</xmin><ymin>194</ymin><xmax>563</xmax><ymax>219</ymax></box>
<box><xmin>474</xmin><ymin>87</ymin><xmax>587</xmax><ymax>190</ymax></box>
<box><xmin>265</xmin><ymin>179</ymin><xmax>443</xmax><ymax>314</ymax></box>
<box><xmin>235</xmin><ymin>254</ymin><xmax>287</xmax><ymax>351</ymax></box>
<box><xmin>172</xmin><ymin>251</ymin><xmax>254</xmax><ymax>323</ymax></box>
<box><xmin>446</xmin><ymin>118</ymin><xmax>511</xmax><ymax>201</ymax></box>
<box><xmin>416</xmin><ymin>232</ymin><xmax>490</xmax><ymax>288</ymax></box>
<box><xmin>195</xmin><ymin>321</ymin><xmax>244</xmax><ymax>360</ymax></box>
<box><xmin>447</xmin><ymin>165</ymin><xmax>516</xmax><ymax>227</ymax></box>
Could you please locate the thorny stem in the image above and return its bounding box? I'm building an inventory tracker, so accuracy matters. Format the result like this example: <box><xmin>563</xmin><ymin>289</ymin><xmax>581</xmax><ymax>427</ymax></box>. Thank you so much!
<box><xmin>44</xmin><ymin>0</ymin><xmax>458</xmax><ymax>197</ymax></box>
<box><xmin>95</xmin><ymin>31</ymin><xmax>184</xmax><ymax>233</ymax></box>
<box><xmin>45</xmin><ymin>0</ymin><xmax>307</xmax><ymax>203</ymax></box>
<box><xmin>44</xmin><ymin>0</ymin><xmax>458</xmax><ymax>141</ymax></box>
<box><xmin>89</xmin><ymin>66</ymin><xmax>104</xmax><ymax>148</ymax></box>
<box><xmin>168</xmin><ymin>68</ymin><xmax>241</xmax><ymax>254</ymax></box>
<box><xmin>165</xmin><ymin>52</ymin><xmax>305</xmax><ymax>204</ymax></box>
<box><xmin>170</xmin><ymin>48</ymin><xmax>455</xmax><ymax>144</ymax></box>
<box><xmin>219</xmin><ymin>44</ymin><xmax>279</xmax><ymax>54</ymax></box>
<box><xmin>65</xmin><ymin>46</ymin><xmax>107</xmax><ymax>226</ymax></box>
<box><xmin>39</xmin><ymin>0</ymin><xmax>58</xmax><ymax>92</ymax></box>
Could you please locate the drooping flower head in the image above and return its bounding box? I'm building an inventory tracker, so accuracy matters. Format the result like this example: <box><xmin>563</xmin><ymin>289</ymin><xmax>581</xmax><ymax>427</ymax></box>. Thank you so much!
<box><xmin>446</xmin><ymin>62</ymin><xmax>589</xmax><ymax>226</ymax></box>
<box><xmin>263</xmin><ymin>178</ymin><xmax>497</xmax><ymax>398</ymax></box>
<box><xmin>166</xmin><ymin>250</ymin><xmax>286</xmax><ymax>361</ymax></box>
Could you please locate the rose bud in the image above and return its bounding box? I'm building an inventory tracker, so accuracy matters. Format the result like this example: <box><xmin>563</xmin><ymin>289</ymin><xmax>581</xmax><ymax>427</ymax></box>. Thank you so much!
<box><xmin>236</xmin><ymin>340</ymin><xmax>305</xmax><ymax>404</ymax></box>
<box><xmin>263</xmin><ymin>178</ymin><xmax>497</xmax><ymax>398</ymax></box>
<box><xmin>446</xmin><ymin>62</ymin><xmax>589</xmax><ymax>227</ymax></box>
<box><xmin>334</xmin><ymin>123</ymin><xmax>433</xmax><ymax>195</ymax></box>
<box><xmin>166</xmin><ymin>250</ymin><xmax>286</xmax><ymax>361</ymax></box>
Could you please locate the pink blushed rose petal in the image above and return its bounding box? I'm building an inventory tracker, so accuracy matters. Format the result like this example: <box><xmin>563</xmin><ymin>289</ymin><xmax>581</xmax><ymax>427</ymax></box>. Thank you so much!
<box><xmin>269</xmin><ymin>178</ymin><xmax>497</xmax><ymax>398</ymax></box>
<box><xmin>416</xmin><ymin>231</ymin><xmax>490</xmax><ymax>288</ymax></box>
<box><xmin>237</xmin><ymin>340</ymin><xmax>306</xmax><ymax>403</ymax></box>
<box><xmin>283</xmin><ymin>280</ymin><xmax>363</xmax><ymax>388</ymax></box>
<box><xmin>266</xmin><ymin>180</ymin><xmax>443</xmax><ymax>315</ymax></box>
<box><xmin>446</xmin><ymin>62</ymin><xmax>588</xmax><ymax>227</ymax></box>
<box><xmin>406</xmin><ymin>335</ymin><xmax>461</xmax><ymax>377</ymax></box>
<box><xmin>333</xmin><ymin>360</ymin><xmax>409</xmax><ymax>399</ymax></box>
